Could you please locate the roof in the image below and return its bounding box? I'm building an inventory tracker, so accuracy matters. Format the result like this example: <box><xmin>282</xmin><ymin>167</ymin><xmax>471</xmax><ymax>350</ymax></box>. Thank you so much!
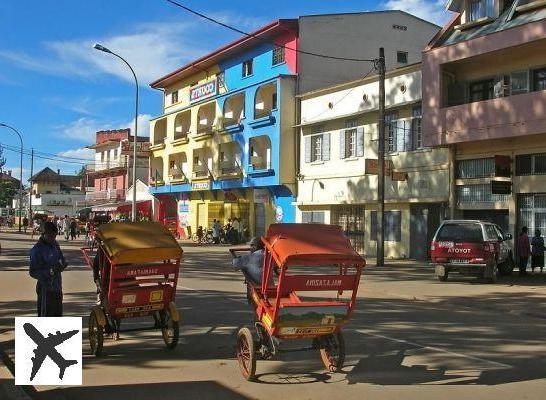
<box><xmin>96</xmin><ymin>222</ymin><xmax>183</xmax><ymax>264</ymax></box>
<box><xmin>434</xmin><ymin>4</ymin><xmax>546</xmax><ymax>47</ymax></box>
<box><xmin>30</xmin><ymin>167</ymin><xmax>81</xmax><ymax>187</ymax></box>
<box><xmin>0</xmin><ymin>171</ymin><xmax>20</xmax><ymax>186</ymax></box>
<box><xmin>299</xmin><ymin>9</ymin><xmax>440</xmax><ymax>29</ymax></box>
<box><xmin>150</xmin><ymin>19</ymin><xmax>298</xmax><ymax>89</ymax></box>
<box><xmin>262</xmin><ymin>224</ymin><xmax>365</xmax><ymax>267</ymax></box>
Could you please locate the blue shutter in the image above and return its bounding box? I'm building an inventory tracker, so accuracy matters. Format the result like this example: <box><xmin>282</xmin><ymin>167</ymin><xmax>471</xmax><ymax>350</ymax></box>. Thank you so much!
<box><xmin>356</xmin><ymin>127</ymin><xmax>364</xmax><ymax>157</ymax></box>
<box><xmin>304</xmin><ymin>136</ymin><xmax>311</xmax><ymax>163</ymax></box>
<box><xmin>322</xmin><ymin>133</ymin><xmax>330</xmax><ymax>161</ymax></box>
<box><xmin>339</xmin><ymin>130</ymin><xmax>346</xmax><ymax>159</ymax></box>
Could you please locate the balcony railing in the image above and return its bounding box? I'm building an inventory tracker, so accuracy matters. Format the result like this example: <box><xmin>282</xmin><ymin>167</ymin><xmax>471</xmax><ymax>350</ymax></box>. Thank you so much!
<box><xmin>85</xmin><ymin>189</ymin><xmax>126</xmax><ymax>202</ymax></box>
<box><xmin>168</xmin><ymin>168</ymin><xmax>188</xmax><ymax>182</ymax></box>
<box><xmin>250</xmin><ymin>155</ymin><xmax>270</xmax><ymax>171</ymax></box>
<box><xmin>192</xmin><ymin>165</ymin><xmax>210</xmax><ymax>179</ymax></box>
<box><xmin>219</xmin><ymin>160</ymin><xmax>243</xmax><ymax>177</ymax></box>
<box><xmin>95</xmin><ymin>159</ymin><xmax>127</xmax><ymax>172</ymax></box>
<box><xmin>457</xmin><ymin>184</ymin><xmax>509</xmax><ymax>205</ymax></box>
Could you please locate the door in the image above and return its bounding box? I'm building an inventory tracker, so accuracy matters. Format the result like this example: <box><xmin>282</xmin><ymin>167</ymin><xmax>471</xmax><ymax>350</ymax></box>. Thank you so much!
<box><xmin>254</xmin><ymin>203</ymin><xmax>265</xmax><ymax>237</ymax></box>
<box><xmin>197</xmin><ymin>203</ymin><xmax>207</xmax><ymax>229</ymax></box>
<box><xmin>410</xmin><ymin>205</ymin><xmax>428</xmax><ymax>260</ymax></box>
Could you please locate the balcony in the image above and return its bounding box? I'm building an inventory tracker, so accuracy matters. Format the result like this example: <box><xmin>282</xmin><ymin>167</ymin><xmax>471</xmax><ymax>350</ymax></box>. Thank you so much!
<box><xmin>217</xmin><ymin>161</ymin><xmax>243</xmax><ymax>180</ymax></box>
<box><xmin>194</xmin><ymin>102</ymin><xmax>216</xmax><ymax>141</ymax></box>
<box><xmin>222</xmin><ymin>92</ymin><xmax>245</xmax><ymax>133</ymax></box>
<box><xmin>248</xmin><ymin>135</ymin><xmax>273</xmax><ymax>176</ymax></box>
<box><xmin>94</xmin><ymin>159</ymin><xmax>127</xmax><ymax>173</ymax></box>
<box><xmin>173</xmin><ymin>110</ymin><xmax>191</xmax><ymax>145</ymax></box>
<box><xmin>254</xmin><ymin>82</ymin><xmax>277</xmax><ymax>120</ymax></box>
<box><xmin>168</xmin><ymin>168</ymin><xmax>188</xmax><ymax>183</ymax></box>
<box><xmin>151</xmin><ymin>118</ymin><xmax>167</xmax><ymax>150</ymax></box>
<box><xmin>192</xmin><ymin>165</ymin><xmax>211</xmax><ymax>179</ymax></box>
<box><xmin>440</xmin><ymin>90</ymin><xmax>546</xmax><ymax>145</ymax></box>
<box><xmin>85</xmin><ymin>189</ymin><xmax>126</xmax><ymax>202</ymax></box>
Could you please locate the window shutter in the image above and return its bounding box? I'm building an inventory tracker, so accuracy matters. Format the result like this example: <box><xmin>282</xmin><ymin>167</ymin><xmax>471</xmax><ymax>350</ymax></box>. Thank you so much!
<box><xmin>322</xmin><ymin>133</ymin><xmax>330</xmax><ymax>161</ymax></box>
<box><xmin>356</xmin><ymin>127</ymin><xmax>364</xmax><ymax>157</ymax></box>
<box><xmin>304</xmin><ymin>136</ymin><xmax>311</xmax><ymax>163</ymax></box>
<box><xmin>339</xmin><ymin>130</ymin><xmax>346</xmax><ymax>159</ymax></box>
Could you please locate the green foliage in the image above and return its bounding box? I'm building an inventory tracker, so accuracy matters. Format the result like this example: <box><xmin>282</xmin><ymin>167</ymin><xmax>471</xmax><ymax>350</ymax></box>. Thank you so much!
<box><xmin>0</xmin><ymin>145</ymin><xmax>6</xmax><ymax>171</ymax></box>
<box><xmin>0</xmin><ymin>180</ymin><xmax>16</xmax><ymax>208</ymax></box>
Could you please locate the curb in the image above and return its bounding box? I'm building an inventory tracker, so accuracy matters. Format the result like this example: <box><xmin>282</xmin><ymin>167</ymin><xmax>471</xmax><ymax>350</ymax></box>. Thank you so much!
<box><xmin>0</xmin><ymin>344</ymin><xmax>36</xmax><ymax>400</ymax></box>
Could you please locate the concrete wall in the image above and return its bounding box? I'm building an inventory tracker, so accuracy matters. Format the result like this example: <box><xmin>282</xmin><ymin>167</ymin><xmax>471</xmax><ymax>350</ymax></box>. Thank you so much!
<box><xmin>298</xmin><ymin>11</ymin><xmax>439</xmax><ymax>93</ymax></box>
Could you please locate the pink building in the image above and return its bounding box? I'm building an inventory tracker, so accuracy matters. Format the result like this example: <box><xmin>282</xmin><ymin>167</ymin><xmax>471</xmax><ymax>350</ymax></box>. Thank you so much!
<box><xmin>423</xmin><ymin>0</ymin><xmax>546</xmax><ymax>238</ymax></box>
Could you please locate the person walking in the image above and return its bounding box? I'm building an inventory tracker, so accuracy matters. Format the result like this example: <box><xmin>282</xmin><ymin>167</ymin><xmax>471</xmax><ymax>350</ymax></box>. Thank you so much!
<box><xmin>69</xmin><ymin>218</ymin><xmax>77</xmax><ymax>240</ymax></box>
<box><xmin>63</xmin><ymin>215</ymin><xmax>70</xmax><ymax>241</ymax></box>
<box><xmin>29</xmin><ymin>221</ymin><xmax>67</xmax><ymax>316</ymax></box>
<box><xmin>212</xmin><ymin>219</ymin><xmax>221</xmax><ymax>244</ymax></box>
<box><xmin>531</xmin><ymin>229</ymin><xmax>545</xmax><ymax>274</ymax></box>
<box><xmin>232</xmin><ymin>217</ymin><xmax>240</xmax><ymax>244</ymax></box>
<box><xmin>517</xmin><ymin>226</ymin><xmax>531</xmax><ymax>276</ymax></box>
<box><xmin>22</xmin><ymin>216</ymin><xmax>28</xmax><ymax>234</ymax></box>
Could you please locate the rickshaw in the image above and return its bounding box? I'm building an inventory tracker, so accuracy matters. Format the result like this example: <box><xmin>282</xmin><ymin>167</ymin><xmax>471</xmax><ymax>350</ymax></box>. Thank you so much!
<box><xmin>81</xmin><ymin>222</ymin><xmax>183</xmax><ymax>356</ymax></box>
<box><xmin>232</xmin><ymin>224</ymin><xmax>365</xmax><ymax>380</ymax></box>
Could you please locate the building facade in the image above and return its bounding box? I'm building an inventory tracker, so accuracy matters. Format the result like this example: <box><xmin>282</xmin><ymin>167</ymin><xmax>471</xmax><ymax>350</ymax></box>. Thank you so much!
<box><xmin>297</xmin><ymin>64</ymin><xmax>450</xmax><ymax>260</ymax></box>
<box><xmin>83</xmin><ymin>129</ymin><xmax>150</xmax><ymax>213</ymax></box>
<box><xmin>149</xmin><ymin>20</ymin><xmax>298</xmax><ymax>238</ymax></box>
<box><xmin>423</xmin><ymin>0</ymin><xmax>546</xmax><ymax>238</ymax></box>
<box><xmin>28</xmin><ymin>167</ymin><xmax>85</xmax><ymax>217</ymax></box>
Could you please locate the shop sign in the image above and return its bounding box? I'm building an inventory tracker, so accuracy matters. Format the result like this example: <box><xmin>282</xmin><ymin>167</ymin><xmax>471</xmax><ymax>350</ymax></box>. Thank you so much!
<box><xmin>177</xmin><ymin>200</ymin><xmax>189</xmax><ymax>228</ymax></box>
<box><xmin>254</xmin><ymin>188</ymin><xmax>270</xmax><ymax>203</ymax></box>
<box><xmin>191</xmin><ymin>181</ymin><xmax>210</xmax><ymax>191</ymax></box>
<box><xmin>365</xmin><ymin>159</ymin><xmax>394</xmax><ymax>176</ymax></box>
<box><xmin>491</xmin><ymin>180</ymin><xmax>511</xmax><ymax>195</ymax></box>
<box><xmin>121</xmin><ymin>141</ymin><xmax>150</xmax><ymax>154</ymax></box>
<box><xmin>391</xmin><ymin>171</ymin><xmax>408</xmax><ymax>181</ymax></box>
<box><xmin>189</xmin><ymin>79</ymin><xmax>217</xmax><ymax>103</ymax></box>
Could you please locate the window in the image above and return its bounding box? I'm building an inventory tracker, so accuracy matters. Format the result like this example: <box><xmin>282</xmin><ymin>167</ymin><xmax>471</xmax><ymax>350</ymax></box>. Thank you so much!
<box><xmin>511</xmin><ymin>71</ymin><xmax>529</xmax><ymax>95</ymax></box>
<box><xmin>301</xmin><ymin>211</ymin><xmax>325</xmax><ymax>224</ymax></box>
<box><xmin>436</xmin><ymin>223</ymin><xmax>484</xmax><ymax>242</ymax></box>
<box><xmin>171</xmin><ymin>90</ymin><xmax>178</xmax><ymax>104</ymax></box>
<box><xmin>397</xmin><ymin>51</ymin><xmax>408</xmax><ymax>64</ymax></box>
<box><xmin>457</xmin><ymin>158</ymin><xmax>495</xmax><ymax>179</ymax></box>
<box><xmin>469</xmin><ymin>0</ymin><xmax>495</xmax><ymax>21</ymax></box>
<box><xmin>272</xmin><ymin>46</ymin><xmax>285</xmax><ymax>66</ymax></box>
<box><xmin>516</xmin><ymin>153</ymin><xmax>546</xmax><ymax>175</ymax></box>
<box><xmin>339</xmin><ymin>121</ymin><xmax>364</xmax><ymax>159</ymax></box>
<box><xmin>242</xmin><ymin>59</ymin><xmax>253</xmax><ymax>77</ymax></box>
<box><xmin>456</xmin><ymin>184</ymin><xmax>510</xmax><ymax>204</ymax></box>
<box><xmin>485</xmin><ymin>224</ymin><xmax>500</xmax><ymax>241</ymax></box>
<box><xmin>112</xmin><ymin>177</ymin><xmax>117</xmax><ymax>190</ymax></box>
<box><xmin>412</xmin><ymin>106</ymin><xmax>423</xmax><ymax>149</ymax></box>
<box><xmin>533</xmin><ymin>68</ymin><xmax>546</xmax><ymax>91</ymax></box>
<box><xmin>469</xmin><ymin>79</ymin><xmax>494</xmax><ymax>102</ymax></box>
<box><xmin>304</xmin><ymin>127</ymin><xmax>330</xmax><ymax>163</ymax></box>
<box><xmin>371</xmin><ymin>211</ymin><xmax>401</xmax><ymax>242</ymax></box>
<box><xmin>272</xmin><ymin>92</ymin><xmax>278</xmax><ymax>110</ymax></box>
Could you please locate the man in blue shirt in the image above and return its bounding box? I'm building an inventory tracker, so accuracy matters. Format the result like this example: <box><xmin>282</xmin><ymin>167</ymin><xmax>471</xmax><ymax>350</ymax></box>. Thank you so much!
<box><xmin>29</xmin><ymin>221</ymin><xmax>67</xmax><ymax>316</ymax></box>
<box><xmin>231</xmin><ymin>237</ymin><xmax>268</xmax><ymax>285</ymax></box>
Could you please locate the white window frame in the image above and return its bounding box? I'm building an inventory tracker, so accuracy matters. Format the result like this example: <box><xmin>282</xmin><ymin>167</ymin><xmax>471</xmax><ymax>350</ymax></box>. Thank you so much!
<box><xmin>344</xmin><ymin>120</ymin><xmax>358</xmax><ymax>158</ymax></box>
<box><xmin>311</xmin><ymin>134</ymin><xmax>323</xmax><ymax>163</ymax></box>
<box><xmin>242</xmin><ymin>59</ymin><xmax>253</xmax><ymax>77</ymax></box>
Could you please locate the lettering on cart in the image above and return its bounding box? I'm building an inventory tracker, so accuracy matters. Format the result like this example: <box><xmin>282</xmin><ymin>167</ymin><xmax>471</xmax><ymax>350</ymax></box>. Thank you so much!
<box><xmin>305</xmin><ymin>279</ymin><xmax>343</xmax><ymax>287</ymax></box>
<box><xmin>115</xmin><ymin>304</ymin><xmax>163</xmax><ymax>314</ymax></box>
<box><xmin>447</xmin><ymin>248</ymin><xmax>471</xmax><ymax>254</ymax></box>
<box><xmin>126</xmin><ymin>268</ymin><xmax>160</xmax><ymax>277</ymax></box>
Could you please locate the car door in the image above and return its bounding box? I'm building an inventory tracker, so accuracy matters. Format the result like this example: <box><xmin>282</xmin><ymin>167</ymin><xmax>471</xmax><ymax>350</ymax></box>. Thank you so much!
<box><xmin>494</xmin><ymin>225</ymin><xmax>509</xmax><ymax>263</ymax></box>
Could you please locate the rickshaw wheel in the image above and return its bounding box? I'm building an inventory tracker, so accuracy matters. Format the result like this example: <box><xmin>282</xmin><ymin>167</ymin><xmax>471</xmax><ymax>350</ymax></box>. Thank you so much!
<box><xmin>161</xmin><ymin>309</ymin><xmax>179</xmax><ymax>349</ymax></box>
<box><xmin>236</xmin><ymin>328</ymin><xmax>256</xmax><ymax>381</ymax></box>
<box><xmin>88</xmin><ymin>310</ymin><xmax>104</xmax><ymax>356</ymax></box>
<box><xmin>318</xmin><ymin>331</ymin><xmax>345</xmax><ymax>372</ymax></box>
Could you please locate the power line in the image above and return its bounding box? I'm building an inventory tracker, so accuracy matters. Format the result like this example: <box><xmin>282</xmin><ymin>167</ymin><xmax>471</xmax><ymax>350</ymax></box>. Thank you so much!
<box><xmin>166</xmin><ymin>0</ymin><xmax>377</xmax><ymax>63</ymax></box>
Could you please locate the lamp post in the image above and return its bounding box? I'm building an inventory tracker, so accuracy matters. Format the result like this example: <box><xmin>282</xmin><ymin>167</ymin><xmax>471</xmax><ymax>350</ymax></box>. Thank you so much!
<box><xmin>93</xmin><ymin>43</ymin><xmax>139</xmax><ymax>222</ymax></box>
<box><xmin>0</xmin><ymin>123</ymin><xmax>24</xmax><ymax>232</ymax></box>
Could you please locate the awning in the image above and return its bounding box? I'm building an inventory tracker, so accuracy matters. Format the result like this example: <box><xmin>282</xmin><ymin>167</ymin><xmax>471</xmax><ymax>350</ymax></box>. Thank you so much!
<box><xmin>116</xmin><ymin>200</ymin><xmax>152</xmax><ymax>216</ymax></box>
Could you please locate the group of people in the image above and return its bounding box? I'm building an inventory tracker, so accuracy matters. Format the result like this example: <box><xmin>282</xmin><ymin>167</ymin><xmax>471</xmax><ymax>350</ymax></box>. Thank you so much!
<box><xmin>210</xmin><ymin>217</ymin><xmax>247</xmax><ymax>245</ymax></box>
<box><xmin>517</xmin><ymin>226</ymin><xmax>545</xmax><ymax>275</ymax></box>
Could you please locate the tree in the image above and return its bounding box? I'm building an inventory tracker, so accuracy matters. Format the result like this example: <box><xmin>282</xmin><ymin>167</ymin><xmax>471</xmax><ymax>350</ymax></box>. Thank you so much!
<box><xmin>0</xmin><ymin>145</ymin><xmax>6</xmax><ymax>172</ymax></box>
<box><xmin>75</xmin><ymin>166</ymin><xmax>87</xmax><ymax>176</ymax></box>
<box><xmin>0</xmin><ymin>181</ymin><xmax>15</xmax><ymax>208</ymax></box>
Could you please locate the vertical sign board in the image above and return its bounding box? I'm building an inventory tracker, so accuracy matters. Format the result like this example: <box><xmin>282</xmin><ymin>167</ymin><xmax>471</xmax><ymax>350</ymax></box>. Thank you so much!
<box><xmin>491</xmin><ymin>180</ymin><xmax>512</xmax><ymax>195</ymax></box>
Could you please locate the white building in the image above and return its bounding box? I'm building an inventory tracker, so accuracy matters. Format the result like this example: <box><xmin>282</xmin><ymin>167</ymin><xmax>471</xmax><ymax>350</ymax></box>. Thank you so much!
<box><xmin>296</xmin><ymin>63</ymin><xmax>450</xmax><ymax>260</ymax></box>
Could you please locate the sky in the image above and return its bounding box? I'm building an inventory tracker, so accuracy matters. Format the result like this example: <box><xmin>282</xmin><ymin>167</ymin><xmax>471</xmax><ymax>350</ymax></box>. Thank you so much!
<box><xmin>0</xmin><ymin>0</ymin><xmax>452</xmax><ymax>183</ymax></box>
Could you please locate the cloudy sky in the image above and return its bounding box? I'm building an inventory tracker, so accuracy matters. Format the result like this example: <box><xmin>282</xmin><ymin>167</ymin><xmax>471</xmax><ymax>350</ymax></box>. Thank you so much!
<box><xmin>0</xmin><ymin>0</ymin><xmax>452</xmax><ymax>181</ymax></box>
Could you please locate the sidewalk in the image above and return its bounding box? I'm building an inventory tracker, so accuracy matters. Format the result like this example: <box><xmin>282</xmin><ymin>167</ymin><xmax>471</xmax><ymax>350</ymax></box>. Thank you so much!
<box><xmin>0</xmin><ymin>349</ymin><xmax>32</xmax><ymax>400</ymax></box>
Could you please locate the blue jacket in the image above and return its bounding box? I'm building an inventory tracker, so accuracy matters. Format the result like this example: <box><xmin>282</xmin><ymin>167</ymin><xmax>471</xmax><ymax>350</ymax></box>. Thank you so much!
<box><xmin>29</xmin><ymin>238</ymin><xmax>66</xmax><ymax>293</ymax></box>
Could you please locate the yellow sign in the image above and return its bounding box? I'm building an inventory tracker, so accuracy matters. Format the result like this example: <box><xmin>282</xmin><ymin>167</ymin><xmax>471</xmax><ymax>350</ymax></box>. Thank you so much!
<box><xmin>150</xmin><ymin>290</ymin><xmax>164</xmax><ymax>303</ymax></box>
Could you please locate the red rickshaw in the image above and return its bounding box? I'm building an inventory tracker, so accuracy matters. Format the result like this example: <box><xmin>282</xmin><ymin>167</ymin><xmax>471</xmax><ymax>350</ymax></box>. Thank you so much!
<box><xmin>233</xmin><ymin>224</ymin><xmax>365</xmax><ymax>380</ymax></box>
<box><xmin>81</xmin><ymin>222</ymin><xmax>183</xmax><ymax>356</ymax></box>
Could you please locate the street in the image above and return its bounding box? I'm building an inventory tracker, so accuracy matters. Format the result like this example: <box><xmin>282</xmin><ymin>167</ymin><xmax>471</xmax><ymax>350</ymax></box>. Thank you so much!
<box><xmin>1</xmin><ymin>231</ymin><xmax>546</xmax><ymax>400</ymax></box>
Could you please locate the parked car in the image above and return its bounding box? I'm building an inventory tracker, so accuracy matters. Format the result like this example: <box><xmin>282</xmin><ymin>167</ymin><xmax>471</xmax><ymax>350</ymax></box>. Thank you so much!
<box><xmin>430</xmin><ymin>220</ymin><xmax>514</xmax><ymax>283</ymax></box>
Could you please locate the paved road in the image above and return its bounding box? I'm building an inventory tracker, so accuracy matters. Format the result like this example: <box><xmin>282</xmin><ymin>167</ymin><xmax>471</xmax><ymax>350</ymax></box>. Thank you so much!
<box><xmin>1</xmin><ymin>231</ymin><xmax>546</xmax><ymax>400</ymax></box>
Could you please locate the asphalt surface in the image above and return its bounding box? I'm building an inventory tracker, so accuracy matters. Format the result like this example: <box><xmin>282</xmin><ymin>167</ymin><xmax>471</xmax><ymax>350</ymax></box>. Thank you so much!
<box><xmin>1</xmin><ymin>230</ymin><xmax>546</xmax><ymax>400</ymax></box>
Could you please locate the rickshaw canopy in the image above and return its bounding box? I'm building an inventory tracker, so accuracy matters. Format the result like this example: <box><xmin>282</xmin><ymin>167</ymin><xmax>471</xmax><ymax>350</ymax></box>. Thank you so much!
<box><xmin>262</xmin><ymin>224</ymin><xmax>364</xmax><ymax>267</ymax></box>
<box><xmin>96</xmin><ymin>222</ymin><xmax>183</xmax><ymax>264</ymax></box>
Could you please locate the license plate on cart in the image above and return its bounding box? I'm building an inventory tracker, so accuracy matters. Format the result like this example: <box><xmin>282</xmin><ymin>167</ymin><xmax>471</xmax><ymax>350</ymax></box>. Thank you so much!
<box><xmin>115</xmin><ymin>304</ymin><xmax>163</xmax><ymax>314</ymax></box>
<box><xmin>280</xmin><ymin>326</ymin><xmax>336</xmax><ymax>336</ymax></box>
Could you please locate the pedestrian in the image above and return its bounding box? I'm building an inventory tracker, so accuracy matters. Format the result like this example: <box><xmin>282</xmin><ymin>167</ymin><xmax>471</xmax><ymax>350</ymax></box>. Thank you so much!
<box><xmin>63</xmin><ymin>215</ymin><xmax>70</xmax><ymax>240</ymax></box>
<box><xmin>31</xmin><ymin>218</ymin><xmax>40</xmax><ymax>239</ymax></box>
<box><xmin>232</xmin><ymin>217</ymin><xmax>240</xmax><ymax>244</ymax></box>
<box><xmin>69</xmin><ymin>218</ymin><xmax>77</xmax><ymax>240</ymax></box>
<box><xmin>517</xmin><ymin>226</ymin><xmax>531</xmax><ymax>276</ymax></box>
<box><xmin>29</xmin><ymin>221</ymin><xmax>67</xmax><ymax>317</ymax></box>
<box><xmin>531</xmin><ymin>229</ymin><xmax>545</xmax><ymax>274</ymax></box>
<box><xmin>22</xmin><ymin>216</ymin><xmax>28</xmax><ymax>234</ymax></box>
<box><xmin>212</xmin><ymin>219</ymin><xmax>221</xmax><ymax>244</ymax></box>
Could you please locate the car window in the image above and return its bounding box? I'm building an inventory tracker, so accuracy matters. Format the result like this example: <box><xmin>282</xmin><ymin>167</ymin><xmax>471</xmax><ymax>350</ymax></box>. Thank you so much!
<box><xmin>485</xmin><ymin>225</ymin><xmax>500</xmax><ymax>241</ymax></box>
<box><xmin>436</xmin><ymin>223</ymin><xmax>484</xmax><ymax>243</ymax></box>
<box><xmin>493</xmin><ymin>225</ymin><xmax>505</xmax><ymax>241</ymax></box>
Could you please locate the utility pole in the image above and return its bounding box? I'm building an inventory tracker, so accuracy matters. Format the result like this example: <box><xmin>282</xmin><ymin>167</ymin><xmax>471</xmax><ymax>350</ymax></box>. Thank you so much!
<box><xmin>29</xmin><ymin>148</ymin><xmax>34</xmax><ymax>219</ymax></box>
<box><xmin>376</xmin><ymin>47</ymin><xmax>386</xmax><ymax>267</ymax></box>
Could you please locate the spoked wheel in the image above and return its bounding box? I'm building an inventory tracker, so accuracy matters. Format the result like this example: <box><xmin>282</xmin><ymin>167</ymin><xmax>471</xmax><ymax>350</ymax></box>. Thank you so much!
<box><xmin>161</xmin><ymin>308</ymin><xmax>179</xmax><ymax>349</ymax></box>
<box><xmin>236</xmin><ymin>327</ymin><xmax>256</xmax><ymax>381</ymax></box>
<box><xmin>88</xmin><ymin>309</ymin><xmax>104</xmax><ymax>356</ymax></box>
<box><xmin>318</xmin><ymin>331</ymin><xmax>345</xmax><ymax>372</ymax></box>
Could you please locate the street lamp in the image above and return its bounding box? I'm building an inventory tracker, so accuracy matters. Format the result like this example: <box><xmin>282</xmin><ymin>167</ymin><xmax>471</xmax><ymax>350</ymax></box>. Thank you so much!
<box><xmin>93</xmin><ymin>43</ymin><xmax>139</xmax><ymax>222</ymax></box>
<box><xmin>0</xmin><ymin>123</ymin><xmax>24</xmax><ymax>232</ymax></box>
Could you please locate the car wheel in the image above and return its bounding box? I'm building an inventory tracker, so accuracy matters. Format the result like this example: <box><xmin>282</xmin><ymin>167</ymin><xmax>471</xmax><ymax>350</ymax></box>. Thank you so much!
<box><xmin>436</xmin><ymin>265</ymin><xmax>448</xmax><ymax>282</ymax></box>
<box><xmin>499</xmin><ymin>255</ymin><xmax>515</xmax><ymax>276</ymax></box>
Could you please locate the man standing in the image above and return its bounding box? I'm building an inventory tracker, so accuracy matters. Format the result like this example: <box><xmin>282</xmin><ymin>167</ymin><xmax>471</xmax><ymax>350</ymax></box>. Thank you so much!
<box><xmin>22</xmin><ymin>216</ymin><xmax>28</xmax><ymax>234</ymax></box>
<box><xmin>517</xmin><ymin>226</ymin><xmax>531</xmax><ymax>276</ymax></box>
<box><xmin>232</xmin><ymin>217</ymin><xmax>240</xmax><ymax>244</ymax></box>
<box><xmin>29</xmin><ymin>221</ymin><xmax>67</xmax><ymax>316</ymax></box>
<box><xmin>63</xmin><ymin>215</ymin><xmax>70</xmax><ymax>241</ymax></box>
<box><xmin>212</xmin><ymin>219</ymin><xmax>221</xmax><ymax>244</ymax></box>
